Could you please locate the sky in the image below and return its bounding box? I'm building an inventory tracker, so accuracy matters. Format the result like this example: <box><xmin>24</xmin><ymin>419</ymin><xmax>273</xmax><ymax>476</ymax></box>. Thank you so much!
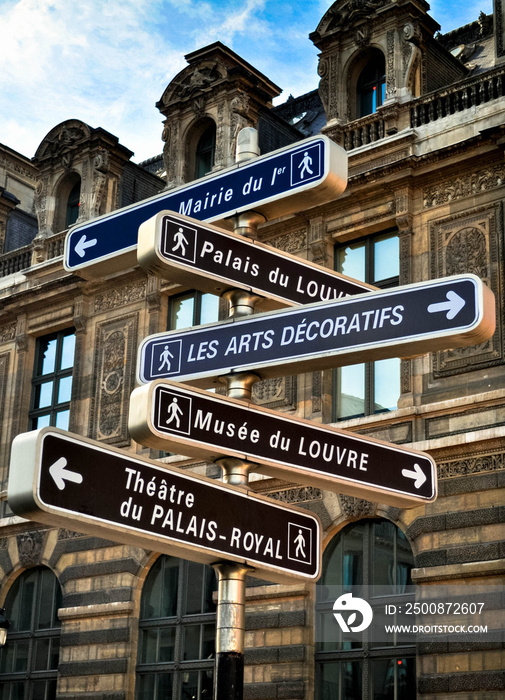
<box><xmin>0</xmin><ymin>0</ymin><xmax>494</xmax><ymax>164</ymax></box>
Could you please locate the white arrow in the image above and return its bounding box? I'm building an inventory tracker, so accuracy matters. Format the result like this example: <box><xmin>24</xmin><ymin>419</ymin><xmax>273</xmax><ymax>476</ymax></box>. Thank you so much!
<box><xmin>49</xmin><ymin>457</ymin><xmax>83</xmax><ymax>491</ymax></box>
<box><xmin>401</xmin><ymin>463</ymin><xmax>427</xmax><ymax>489</ymax></box>
<box><xmin>427</xmin><ymin>290</ymin><xmax>466</xmax><ymax>320</ymax></box>
<box><xmin>75</xmin><ymin>234</ymin><xmax>98</xmax><ymax>259</ymax></box>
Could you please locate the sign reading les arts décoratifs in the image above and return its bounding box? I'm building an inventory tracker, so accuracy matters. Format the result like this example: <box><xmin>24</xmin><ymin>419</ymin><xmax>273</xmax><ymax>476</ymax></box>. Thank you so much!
<box><xmin>128</xmin><ymin>380</ymin><xmax>437</xmax><ymax>508</ymax></box>
<box><xmin>7</xmin><ymin>428</ymin><xmax>321</xmax><ymax>583</ymax></box>
<box><xmin>137</xmin><ymin>211</ymin><xmax>374</xmax><ymax>309</ymax></box>
<box><xmin>64</xmin><ymin>135</ymin><xmax>347</xmax><ymax>278</ymax></box>
<box><xmin>137</xmin><ymin>274</ymin><xmax>495</xmax><ymax>387</ymax></box>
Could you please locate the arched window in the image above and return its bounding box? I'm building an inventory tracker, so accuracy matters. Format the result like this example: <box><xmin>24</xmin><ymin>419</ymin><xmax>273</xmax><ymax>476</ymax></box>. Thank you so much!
<box><xmin>315</xmin><ymin>519</ymin><xmax>416</xmax><ymax>699</ymax></box>
<box><xmin>195</xmin><ymin>123</ymin><xmax>216</xmax><ymax>179</ymax></box>
<box><xmin>65</xmin><ymin>181</ymin><xmax>81</xmax><ymax>228</ymax></box>
<box><xmin>136</xmin><ymin>556</ymin><xmax>217</xmax><ymax>699</ymax></box>
<box><xmin>0</xmin><ymin>567</ymin><xmax>62</xmax><ymax>700</ymax></box>
<box><xmin>357</xmin><ymin>51</ymin><xmax>386</xmax><ymax>117</ymax></box>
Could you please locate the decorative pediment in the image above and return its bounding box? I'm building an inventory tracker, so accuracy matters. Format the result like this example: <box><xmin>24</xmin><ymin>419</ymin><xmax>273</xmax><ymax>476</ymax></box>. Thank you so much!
<box><xmin>314</xmin><ymin>0</ymin><xmax>389</xmax><ymax>37</ymax></box>
<box><xmin>34</xmin><ymin>119</ymin><xmax>91</xmax><ymax>161</ymax></box>
<box><xmin>158</xmin><ymin>61</ymin><xmax>227</xmax><ymax>108</ymax></box>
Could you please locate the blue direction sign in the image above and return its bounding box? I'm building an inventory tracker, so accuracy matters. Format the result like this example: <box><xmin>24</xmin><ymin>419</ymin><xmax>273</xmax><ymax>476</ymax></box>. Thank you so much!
<box><xmin>64</xmin><ymin>135</ymin><xmax>347</xmax><ymax>278</ymax></box>
<box><xmin>129</xmin><ymin>380</ymin><xmax>437</xmax><ymax>507</ymax></box>
<box><xmin>8</xmin><ymin>428</ymin><xmax>321</xmax><ymax>583</ymax></box>
<box><xmin>136</xmin><ymin>274</ymin><xmax>495</xmax><ymax>386</ymax></box>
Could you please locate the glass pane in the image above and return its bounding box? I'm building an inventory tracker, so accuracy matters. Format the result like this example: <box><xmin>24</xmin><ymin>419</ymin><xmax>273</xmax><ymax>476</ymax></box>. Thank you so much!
<box><xmin>181</xmin><ymin>672</ymin><xmax>199</xmax><ymax>700</ymax></box>
<box><xmin>374</xmin><ymin>358</ymin><xmax>400</xmax><ymax>413</ymax></box>
<box><xmin>201</xmin><ymin>669</ymin><xmax>214</xmax><ymax>698</ymax></box>
<box><xmin>322</xmin><ymin>535</ymin><xmax>342</xmax><ymax>587</ymax></box>
<box><xmin>34</xmin><ymin>638</ymin><xmax>50</xmax><ymax>670</ymax></box>
<box><xmin>185</xmin><ymin>562</ymin><xmax>204</xmax><ymax>614</ymax></box>
<box><xmin>14</xmin><ymin>640</ymin><xmax>29</xmax><ymax>672</ymax></box>
<box><xmin>373</xmin><ymin>234</ymin><xmax>399</xmax><ymax>282</ymax></box>
<box><xmin>141</xmin><ymin>557</ymin><xmax>179</xmax><ymax>619</ymax></box>
<box><xmin>183</xmin><ymin>624</ymin><xmax>201</xmax><ymax>660</ymax></box>
<box><xmin>202</xmin><ymin>567</ymin><xmax>217</xmax><ymax>614</ymax></box>
<box><xmin>159</xmin><ymin>627</ymin><xmax>176</xmax><ymax>662</ymax></box>
<box><xmin>0</xmin><ymin>642</ymin><xmax>14</xmax><ymax>673</ymax></box>
<box><xmin>373</xmin><ymin>520</ymin><xmax>396</xmax><ymax>592</ymax></box>
<box><xmin>137</xmin><ymin>673</ymin><xmax>156</xmax><ymax>700</ymax></box>
<box><xmin>201</xmin><ymin>623</ymin><xmax>215</xmax><ymax>660</ymax></box>
<box><xmin>50</xmin><ymin>637</ymin><xmax>60</xmax><ymax>669</ymax></box>
<box><xmin>60</xmin><ymin>333</ymin><xmax>76</xmax><ymax>369</ymax></box>
<box><xmin>336</xmin><ymin>364</ymin><xmax>365</xmax><ymax>419</ymax></box>
<box><xmin>336</xmin><ymin>243</ymin><xmax>365</xmax><ymax>281</ymax></box>
<box><xmin>342</xmin><ymin>661</ymin><xmax>362</xmax><ymax>700</ymax></box>
<box><xmin>0</xmin><ymin>682</ymin><xmax>24</xmax><ymax>700</ymax></box>
<box><xmin>373</xmin><ymin>658</ymin><xmax>395</xmax><ymax>700</ymax></box>
<box><xmin>140</xmin><ymin>628</ymin><xmax>158</xmax><ymax>664</ymax></box>
<box><xmin>34</xmin><ymin>414</ymin><xmax>51</xmax><ymax>429</ymax></box>
<box><xmin>170</xmin><ymin>295</ymin><xmax>195</xmax><ymax>330</ymax></box>
<box><xmin>37</xmin><ymin>569</ymin><xmax>58</xmax><ymax>629</ymax></box>
<box><xmin>343</xmin><ymin>523</ymin><xmax>364</xmax><ymax>589</ymax></box>
<box><xmin>39</xmin><ymin>338</ymin><xmax>57</xmax><ymax>376</ymax></box>
<box><xmin>35</xmin><ymin>381</ymin><xmax>54</xmax><ymax>409</ymax></box>
<box><xmin>55</xmin><ymin>410</ymin><xmax>70</xmax><ymax>430</ymax></box>
<box><xmin>157</xmin><ymin>672</ymin><xmax>173</xmax><ymax>699</ymax></box>
<box><xmin>396</xmin><ymin>528</ymin><xmax>414</xmax><ymax>592</ymax></box>
<box><xmin>57</xmin><ymin>376</ymin><xmax>73</xmax><ymax>404</ymax></box>
<box><xmin>200</xmin><ymin>293</ymin><xmax>219</xmax><ymax>325</ymax></box>
<box><xmin>19</xmin><ymin>571</ymin><xmax>37</xmax><ymax>630</ymax></box>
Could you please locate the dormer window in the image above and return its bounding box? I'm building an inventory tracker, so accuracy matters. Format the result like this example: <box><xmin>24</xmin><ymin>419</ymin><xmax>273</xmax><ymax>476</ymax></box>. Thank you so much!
<box><xmin>357</xmin><ymin>50</ymin><xmax>386</xmax><ymax>117</ymax></box>
<box><xmin>195</xmin><ymin>122</ymin><xmax>216</xmax><ymax>179</ymax></box>
<box><xmin>65</xmin><ymin>180</ymin><xmax>81</xmax><ymax>228</ymax></box>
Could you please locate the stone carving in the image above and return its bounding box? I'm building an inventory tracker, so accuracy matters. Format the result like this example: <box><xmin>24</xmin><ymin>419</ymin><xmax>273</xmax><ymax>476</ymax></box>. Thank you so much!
<box><xmin>174</xmin><ymin>64</ymin><xmax>222</xmax><ymax>99</ymax></box>
<box><xmin>0</xmin><ymin>323</ymin><xmax>16</xmax><ymax>343</ymax></box>
<box><xmin>17</xmin><ymin>530</ymin><xmax>45</xmax><ymax>567</ymax></box>
<box><xmin>94</xmin><ymin>281</ymin><xmax>146</xmax><ymax>313</ymax></box>
<box><xmin>90</xmin><ymin>314</ymin><xmax>138</xmax><ymax>444</ymax></box>
<box><xmin>268</xmin><ymin>230</ymin><xmax>306</xmax><ymax>254</ymax></box>
<box><xmin>0</xmin><ymin>354</ymin><xmax>9</xmax><ymax>445</ymax></box>
<box><xmin>252</xmin><ymin>376</ymin><xmax>297</xmax><ymax>410</ymax></box>
<box><xmin>386</xmin><ymin>30</ymin><xmax>396</xmax><ymax>99</ymax></box>
<box><xmin>268</xmin><ymin>486</ymin><xmax>323</xmax><ymax>503</ymax></box>
<box><xmin>339</xmin><ymin>494</ymin><xmax>375</xmax><ymax>518</ymax></box>
<box><xmin>430</xmin><ymin>205</ymin><xmax>502</xmax><ymax>376</ymax></box>
<box><xmin>423</xmin><ymin>163</ymin><xmax>505</xmax><ymax>208</ymax></box>
<box><xmin>312</xmin><ymin>371</ymin><xmax>322</xmax><ymax>413</ymax></box>
<box><xmin>438</xmin><ymin>451</ymin><xmax>505</xmax><ymax>479</ymax></box>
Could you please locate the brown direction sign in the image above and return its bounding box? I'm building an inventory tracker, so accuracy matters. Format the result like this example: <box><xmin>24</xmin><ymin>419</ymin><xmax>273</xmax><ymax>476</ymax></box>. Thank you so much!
<box><xmin>8</xmin><ymin>428</ymin><xmax>321</xmax><ymax>583</ymax></box>
<box><xmin>137</xmin><ymin>274</ymin><xmax>495</xmax><ymax>386</ymax></box>
<box><xmin>137</xmin><ymin>211</ymin><xmax>374</xmax><ymax>310</ymax></box>
<box><xmin>129</xmin><ymin>379</ymin><xmax>437</xmax><ymax>508</ymax></box>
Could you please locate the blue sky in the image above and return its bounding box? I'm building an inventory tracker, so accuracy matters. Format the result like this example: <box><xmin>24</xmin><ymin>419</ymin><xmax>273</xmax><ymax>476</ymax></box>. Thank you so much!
<box><xmin>0</xmin><ymin>0</ymin><xmax>494</xmax><ymax>163</ymax></box>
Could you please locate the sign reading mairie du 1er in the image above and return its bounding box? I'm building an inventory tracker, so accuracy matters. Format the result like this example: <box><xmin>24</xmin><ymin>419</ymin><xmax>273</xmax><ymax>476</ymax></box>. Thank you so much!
<box><xmin>137</xmin><ymin>274</ymin><xmax>495</xmax><ymax>387</ymax></box>
<box><xmin>128</xmin><ymin>380</ymin><xmax>437</xmax><ymax>508</ymax></box>
<box><xmin>64</xmin><ymin>135</ymin><xmax>347</xmax><ymax>278</ymax></box>
<box><xmin>137</xmin><ymin>211</ymin><xmax>374</xmax><ymax>309</ymax></box>
<box><xmin>8</xmin><ymin>428</ymin><xmax>321</xmax><ymax>583</ymax></box>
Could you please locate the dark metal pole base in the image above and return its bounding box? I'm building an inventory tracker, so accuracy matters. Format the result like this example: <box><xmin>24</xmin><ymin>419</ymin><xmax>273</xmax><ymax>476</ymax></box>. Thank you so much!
<box><xmin>214</xmin><ymin>651</ymin><xmax>244</xmax><ymax>700</ymax></box>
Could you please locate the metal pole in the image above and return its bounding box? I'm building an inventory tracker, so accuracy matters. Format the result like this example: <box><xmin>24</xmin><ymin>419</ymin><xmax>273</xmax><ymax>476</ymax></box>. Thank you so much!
<box><xmin>212</xmin><ymin>127</ymin><xmax>264</xmax><ymax>700</ymax></box>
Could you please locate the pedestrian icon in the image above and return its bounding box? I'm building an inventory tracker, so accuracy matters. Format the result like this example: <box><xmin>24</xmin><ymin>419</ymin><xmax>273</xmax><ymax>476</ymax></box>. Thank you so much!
<box><xmin>298</xmin><ymin>151</ymin><xmax>314</xmax><ymax>179</ymax></box>
<box><xmin>161</xmin><ymin>217</ymin><xmax>198</xmax><ymax>264</ymax></box>
<box><xmin>156</xmin><ymin>387</ymin><xmax>192</xmax><ymax>435</ymax></box>
<box><xmin>166</xmin><ymin>397</ymin><xmax>184</xmax><ymax>428</ymax></box>
<box><xmin>290</xmin><ymin>142</ymin><xmax>322</xmax><ymax>187</ymax></box>
<box><xmin>150</xmin><ymin>340</ymin><xmax>182</xmax><ymax>378</ymax></box>
<box><xmin>288</xmin><ymin>522</ymin><xmax>313</xmax><ymax>565</ymax></box>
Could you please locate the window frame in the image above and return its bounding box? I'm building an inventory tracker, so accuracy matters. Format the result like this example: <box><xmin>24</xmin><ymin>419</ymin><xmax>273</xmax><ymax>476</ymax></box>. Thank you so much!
<box><xmin>29</xmin><ymin>328</ymin><xmax>76</xmax><ymax>431</ymax></box>
<box><xmin>168</xmin><ymin>290</ymin><xmax>220</xmax><ymax>331</ymax></box>
<box><xmin>333</xmin><ymin>231</ymin><xmax>400</xmax><ymax>421</ymax></box>
<box><xmin>135</xmin><ymin>556</ymin><xmax>217</xmax><ymax>700</ymax></box>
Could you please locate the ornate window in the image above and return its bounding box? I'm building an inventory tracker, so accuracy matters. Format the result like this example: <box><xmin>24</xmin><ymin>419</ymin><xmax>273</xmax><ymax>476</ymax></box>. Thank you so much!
<box><xmin>333</xmin><ymin>231</ymin><xmax>400</xmax><ymax>420</ymax></box>
<box><xmin>195</xmin><ymin>123</ymin><xmax>216</xmax><ymax>179</ymax></box>
<box><xmin>65</xmin><ymin>180</ymin><xmax>81</xmax><ymax>228</ymax></box>
<box><xmin>315</xmin><ymin>520</ymin><xmax>416</xmax><ymax>699</ymax></box>
<box><xmin>357</xmin><ymin>50</ymin><xmax>386</xmax><ymax>117</ymax></box>
<box><xmin>169</xmin><ymin>291</ymin><xmax>220</xmax><ymax>330</ymax></box>
<box><xmin>0</xmin><ymin>567</ymin><xmax>62</xmax><ymax>700</ymax></box>
<box><xmin>136</xmin><ymin>556</ymin><xmax>217</xmax><ymax>699</ymax></box>
<box><xmin>29</xmin><ymin>329</ymin><xmax>76</xmax><ymax>430</ymax></box>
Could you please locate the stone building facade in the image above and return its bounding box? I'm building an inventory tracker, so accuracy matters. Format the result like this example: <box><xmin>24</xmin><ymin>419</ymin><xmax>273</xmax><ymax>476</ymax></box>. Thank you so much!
<box><xmin>1</xmin><ymin>1</ymin><xmax>505</xmax><ymax>699</ymax></box>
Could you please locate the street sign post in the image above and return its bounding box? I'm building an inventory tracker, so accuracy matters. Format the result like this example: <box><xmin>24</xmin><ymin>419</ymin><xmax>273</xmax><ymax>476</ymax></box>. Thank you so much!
<box><xmin>137</xmin><ymin>274</ymin><xmax>495</xmax><ymax>387</ymax></box>
<box><xmin>137</xmin><ymin>210</ymin><xmax>374</xmax><ymax>309</ymax></box>
<box><xmin>64</xmin><ymin>135</ymin><xmax>347</xmax><ymax>278</ymax></box>
<box><xmin>8</xmin><ymin>428</ymin><xmax>321</xmax><ymax>583</ymax></box>
<box><xmin>129</xmin><ymin>379</ymin><xmax>437</xmax><ymax>507</ymax></box>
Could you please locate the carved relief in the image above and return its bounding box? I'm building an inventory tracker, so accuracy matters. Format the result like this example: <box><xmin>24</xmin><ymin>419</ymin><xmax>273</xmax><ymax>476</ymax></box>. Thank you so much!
<box><xmin>430</xmin><ymin>205</ymin><xmax>503</xmax><ymax>375</ymax></box>
<box><xmin>90</xmin><ymin>314</ymin><xmax>138</xmax><ymax>444</ymax></box>
<box><xmin>268</xmin><ymin>230</ymin><xmax>306</xmax><ymax>254</ymax></box>
<box><xmin>339</xmin><ymin>494</ymin><xmax>375</xmax><ymax>518</ymax></box>
<box><xmin>17</xmin><ymin>531</ymin><xmax>46</xmax><ymax>567</ymax></box>
<box><xmin>438</xmin><ymin>450</ymin><xmax>505</xmax><ymax>479</ymax></box>
<box><xmin>0</xmin><ymin>353</ymin><xmax>9</xmax><ymax>444</ymax></box>
<box><xmin>386</xmin><ymin>30</ymin><xmax>396</xmax><ymax>99</ymax></box>
<box><xmin>312</xmin><ymin>371</ymin><xmax>322</xmax><ymax>413</ymax></box>
<box><xmin>252</xmin><ymin>376</ymin><xmax>297</xmax><ymax>410</ymax></box>
<box><xmin>423</xmin><ymin>162</ymin><xmax>505</xmax><ymax>208</ymax></box>
<box><xmin>94</xmin><ymin>281</ymin><xmax>146</xmax><ymax>313</ymax></box>
<box><xmin>0</xmin><ymin>323</ymin><xmax>16</xmax><ymax>343</ymax></box>
<box><xmin>268</xmin><ymin>486</ymin><xmax>323</xmax><ymax>504</ymax></box>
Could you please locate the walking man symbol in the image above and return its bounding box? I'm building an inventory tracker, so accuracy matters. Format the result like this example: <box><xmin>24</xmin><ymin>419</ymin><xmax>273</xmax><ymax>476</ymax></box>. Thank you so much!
<box><xmin>172</xmin><ymin>227</ymin><xmax>189</xmax><ymax>256</ymax></box>
<box><xmin>298</xmin><ymin>151</ymin><xmax>314</xmax><ymax>179</ymax></box>
<box><xmin>294</xmin><ymin>529</ymin><xmax>306</xmax><ymax>559</ymax></box>
<box><xmin>166</xmin><ymin>397</ymin><xmax>184</xmax><ymax>428</ymax></box>
<box><xmin>158</xmin><ymin>345</ymin><xmax>175</xmax><ymax>372</ymax></box>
